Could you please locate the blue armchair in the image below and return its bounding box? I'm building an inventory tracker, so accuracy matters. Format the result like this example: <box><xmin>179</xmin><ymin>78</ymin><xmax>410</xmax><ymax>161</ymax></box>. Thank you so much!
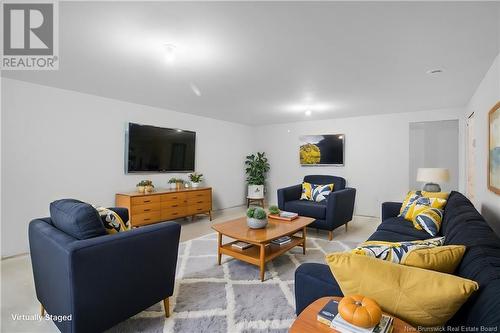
<box><xmin>277</xmin><ymin>175</ymin><xmax>356</xmax><ymax>240</ymax></box>
<box><xmin>29</xmin><ymin>206</ymin><xmax>181</xmax><ymax>333</ymax></box>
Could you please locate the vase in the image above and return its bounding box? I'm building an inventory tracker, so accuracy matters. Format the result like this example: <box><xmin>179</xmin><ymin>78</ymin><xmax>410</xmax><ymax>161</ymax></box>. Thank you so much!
<box><xmin>192</xmin><ymin>182</ymin><xmax>200</xmax><ymax>188</ymax></box>
<box><xmin>137</xmin><ymin>186</ymin><xmax>145</xmax><ymax>193</ymax></box>
<box><xmin>145</xmin><ymin>185</ymin><xmax>154</xmax><ymax>193</ymax></box>
<box><xmin>176</xmin><ymin>182</ymin><xmax>183</xmax><ymax>190</ymax></box>
<box><xmin>169</xmin><ymin>183</ymin><xmax>177</xmax><ymax>190</ymax></box>
<box><xmin>247</xmin><ymin>217</ymin><xmax>268</xmax><ymax>229</ymax></box>
<box><xmin>247</xmin><ymin>185</ymin><xmax>264</xmax><ymax>199</ymax></box>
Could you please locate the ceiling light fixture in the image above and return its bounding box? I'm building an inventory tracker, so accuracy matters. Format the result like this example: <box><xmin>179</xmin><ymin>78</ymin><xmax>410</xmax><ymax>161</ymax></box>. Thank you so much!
<box><xmin>164</xmin><ymin>44</ymin><xmax>176</xmax><ymax>64</ymax></box>
<box><xmin>305</xmin><ymin>110</ymin><xmax>312</xmax><ymax>116</ymax></box>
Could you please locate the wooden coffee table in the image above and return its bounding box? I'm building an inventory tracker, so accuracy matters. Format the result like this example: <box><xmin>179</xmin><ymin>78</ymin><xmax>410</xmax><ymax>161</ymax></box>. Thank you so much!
<box><xmin>212</xmin><ymin>216</ymin><xmax>315</xmax><ymax>281</ymax></box>
<box><xmin>290</xmin><ymin>297</ymin><xmax>416</xmax><ymax>333</ymax></box>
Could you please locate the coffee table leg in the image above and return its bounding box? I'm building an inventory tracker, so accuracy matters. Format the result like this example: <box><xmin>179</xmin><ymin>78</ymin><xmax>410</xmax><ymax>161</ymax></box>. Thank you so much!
<box><xmin>217</xmin><ymin>232</ymin><xmax>222</xmax><ymax>265</ymax></box>
<box><xmin>302</xmin><ymin>227</ymin><xmax>307</xmax><ymax>255</ymax></box>
<box><xmin>260</xmin><ymin>244</ymin><xmax>266</xmax><ymax>282</ymax></box>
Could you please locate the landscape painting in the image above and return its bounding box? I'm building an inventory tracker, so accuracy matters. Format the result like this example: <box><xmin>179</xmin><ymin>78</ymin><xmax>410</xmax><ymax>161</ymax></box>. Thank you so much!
<box><xmin>489</xmin><ymin>102</ymin><xmax>500</xmax><ymax>194</ymax></box>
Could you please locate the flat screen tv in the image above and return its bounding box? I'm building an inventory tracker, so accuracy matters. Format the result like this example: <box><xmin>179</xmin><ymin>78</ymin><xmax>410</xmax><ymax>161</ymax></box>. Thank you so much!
<box><xmin>299</xmin><ymin>134</ymin><xmax>344</xmax><ymax>166</ymax></box>
<box><xmin>126</xmin><ymin>123</ymin><xmax>196</xmax><ymax>173</ymax></box>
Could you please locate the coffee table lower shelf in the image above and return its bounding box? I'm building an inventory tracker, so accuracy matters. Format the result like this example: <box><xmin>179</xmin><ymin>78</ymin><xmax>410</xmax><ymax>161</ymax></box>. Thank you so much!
<box><xmin>217</xmin><ymin>234</ymin><xmax>306</xmax><ymax>281</ymax></box>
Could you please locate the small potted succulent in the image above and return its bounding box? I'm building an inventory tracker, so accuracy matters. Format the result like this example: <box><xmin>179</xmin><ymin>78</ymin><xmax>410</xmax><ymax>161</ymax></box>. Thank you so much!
<box><xmin>246</xmin><ymin>207</ymin><xmax>268</xmax><ymax>229</ymax></box>
<box><xmin>168</xmin><ymin>178</ymin><xmax>177</xmax><ymax>190</ymax></box>
<box><xmin>268</xmin><ymin>205</ymin><xmax>280</xmax><ymax>216</ymax></box>
<box><xmin>189</xmin><ymin>172</ymin><xmax>203</xmax><ymax>188</ymax></box>
<box><xmin>137</xmin><ymin>180</ymin><xmax>154</xmax><ymax>193</ymax></box>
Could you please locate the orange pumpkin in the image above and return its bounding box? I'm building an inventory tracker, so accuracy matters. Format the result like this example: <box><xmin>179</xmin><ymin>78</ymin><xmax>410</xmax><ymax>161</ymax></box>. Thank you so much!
<box><xmin>338</xmin><ymin>295</ymin><xmax>382</xmax><ymax>328</ymax></box>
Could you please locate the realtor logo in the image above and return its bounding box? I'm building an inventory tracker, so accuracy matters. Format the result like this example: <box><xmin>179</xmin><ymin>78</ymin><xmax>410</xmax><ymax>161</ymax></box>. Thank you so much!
<box><xmin>1</xmin><ymin>1</ymin><xmax>59</xmax><ymax>70</ymax></box>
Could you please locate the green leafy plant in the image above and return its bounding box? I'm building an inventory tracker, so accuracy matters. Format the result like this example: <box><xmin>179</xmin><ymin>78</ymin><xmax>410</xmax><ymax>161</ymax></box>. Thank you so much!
<box><xmin>137</xmin><ymin>180</ymin><xmax>154</xmax><ymax>187</ymax></box>
<box><xmin>168</xmin><ymin>178</ymin><xmax>177</xmax><ymax>184</ymax></box>
<box><xmin>254</xmin><ymin>207</ymin><xmax>267</xmax><ymax>219</ymax></box>
<box><xmin>189</xmin><ymin>172</ymin><xmax>203</xmax><ymax>182</ymax></box>
<box><xmin>246</xmin><ymin>207</ymin><xmax>256</xmax><ymax>218</ymax></box>
<box><xmin>245</xmin><ymin>152</ymin><xmax>270</xmax><ymax>185</ymax></box>
<box><xmin>268</xmin><ymin>205</ymin><xmax>280</xmax><ymax>215</ymax></box>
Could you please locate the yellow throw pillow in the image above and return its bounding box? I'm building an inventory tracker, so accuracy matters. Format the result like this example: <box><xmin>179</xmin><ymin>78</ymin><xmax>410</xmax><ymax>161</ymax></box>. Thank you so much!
<box><xmin>351</xmin><ymin>237</ymin><xmax>444</xmax><ymax>264</ymax></box>
<box><xmin>300</xmin><ymin>182</ymin><xmax>313</xmax><ymax>200</ymax></box>
<box><xmin>404</xmin><ymin>245</ymin><xmax>466</xmax><ymax>274</ymax></box>
<box><xmin>399</xmin><ymin>191</ymin><xmax>448</xmax><ymax>221</ymax></box>
<box><xmin>325</xmin><ymin>252</ymin><xmax>478</xmax><ymax>327</ymax></box>
<box><xmin>95</xmin><ymin>207</ymin><xmax>131</xmax><ymax>234</ymax></box>
<box><xmin>412</xmin><ymin>207</ymin><xmax>443</xmax><ymax>236</ymax></box>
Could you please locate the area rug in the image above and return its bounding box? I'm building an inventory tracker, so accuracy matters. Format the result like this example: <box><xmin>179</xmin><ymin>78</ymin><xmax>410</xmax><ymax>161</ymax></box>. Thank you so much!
<box><xmin>107</xmin><ymin>233</ymin><xmax>359</xmax><ymax>333</ymax></box>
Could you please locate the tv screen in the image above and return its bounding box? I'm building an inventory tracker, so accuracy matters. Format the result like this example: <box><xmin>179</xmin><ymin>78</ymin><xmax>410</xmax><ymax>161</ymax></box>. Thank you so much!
<box><xmin>299</xmin><ymin>134</ymin><xmax>344</xmax><ymax>166</ymax></box>
<box><xmin>126</xmin><ymin>123</ymin><xmax>196</xmax><ymax>173</ymax></box>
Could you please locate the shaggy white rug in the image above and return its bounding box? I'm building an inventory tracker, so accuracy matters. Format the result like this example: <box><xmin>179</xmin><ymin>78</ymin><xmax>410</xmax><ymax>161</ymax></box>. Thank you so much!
<box><xmin>107</xmin><ymin>233</ymin><xmax>358</xmax><ymax>333</ymax></box>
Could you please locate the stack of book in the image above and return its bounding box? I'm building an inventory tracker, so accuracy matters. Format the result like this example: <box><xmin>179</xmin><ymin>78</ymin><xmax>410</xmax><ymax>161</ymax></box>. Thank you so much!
<box><xmin>271</xmin><ymin>236</ymin><xmax>292</xmax><ymax>246</ymax></box>
<box><xmin>317</xmin><ymin>300</ymin><xmax>393</xmax><ymax>333</ymax></box>
<box><xmin>231</xmin><ymin>241</ymin><xmax>252</xmax><ymax>250</ymax></box>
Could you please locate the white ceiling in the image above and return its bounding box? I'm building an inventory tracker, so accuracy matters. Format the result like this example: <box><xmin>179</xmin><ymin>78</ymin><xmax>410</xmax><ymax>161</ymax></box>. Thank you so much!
<box><xmin>3</xmin><ymin>1</ymin><xmax>500</xmax><ymax>125</ymax></box>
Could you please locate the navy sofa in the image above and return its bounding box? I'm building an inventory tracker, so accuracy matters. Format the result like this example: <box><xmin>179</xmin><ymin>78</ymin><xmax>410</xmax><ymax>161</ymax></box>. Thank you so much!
<box><xmin>277</xmin><ymin>175</ymin><xmax>356</xmax><ymax>240</ymax></box>
<box><xmin>29</xmin><ymin>204</ymin><xmax>181</xmax><ymax>333</ymax></box>
<box><xmin>294</xmin><ymin>191</ymin><xmax>500</xmax><ymax>329</ymax></box>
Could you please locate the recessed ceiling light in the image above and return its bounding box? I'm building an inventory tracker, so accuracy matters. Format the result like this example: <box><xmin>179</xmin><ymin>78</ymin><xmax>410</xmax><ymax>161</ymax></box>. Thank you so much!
<box><xmin>164</xmin><ymin>44</ymin><xmax>176</xmax><ymax>64</ymax></box>
<box><xmin>426</xmin><ymin>69</ymin><xmax>443</xmax><ymax>75</ymax></box>
<box><xmin>305</xmin><ymin>110</ymin><xmax>312</xmax><ymax>116</ymax></box>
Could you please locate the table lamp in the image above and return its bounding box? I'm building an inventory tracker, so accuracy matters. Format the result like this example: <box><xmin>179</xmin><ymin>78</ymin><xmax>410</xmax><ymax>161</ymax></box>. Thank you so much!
<box><xmin>416</xmin><ymin>168</ymin><xmax>450</xmax><ymax>192</ymax></box>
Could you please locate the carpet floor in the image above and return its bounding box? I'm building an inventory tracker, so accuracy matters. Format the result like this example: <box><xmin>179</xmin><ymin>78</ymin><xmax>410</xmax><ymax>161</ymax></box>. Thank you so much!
<box><xmin>106</xmin><ymin>233</ymin><xmax>359</xmax><ymax>333</ymax></box>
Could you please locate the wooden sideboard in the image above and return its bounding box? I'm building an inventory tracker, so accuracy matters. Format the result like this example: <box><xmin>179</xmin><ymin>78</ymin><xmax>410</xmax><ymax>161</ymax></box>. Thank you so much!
<box><xmin>115</xmin><ymin>187</ymin><xmax>212</xmax><ymax>227</ymax></box>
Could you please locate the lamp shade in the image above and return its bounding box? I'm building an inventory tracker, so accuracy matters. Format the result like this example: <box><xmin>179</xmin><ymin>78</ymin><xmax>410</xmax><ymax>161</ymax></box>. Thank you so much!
<box><xmin>416</xmin><ymin>168</ymin><xmax>450</xmax><ymax>183</ymax></box>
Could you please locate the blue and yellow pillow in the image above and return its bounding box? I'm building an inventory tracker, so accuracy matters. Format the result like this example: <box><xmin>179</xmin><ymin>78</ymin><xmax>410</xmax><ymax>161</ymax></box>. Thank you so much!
<box><xmin>399</xmin><ymin>191</ymin><xmax>448</xmax><ymax>220</ymax></box>
<box><xmin>351</xmin><ymin>237</ymin><xmax>445</xmax><ymax>264</ymax></box>
<box><xmin>95</xmin><ymin>207</ymin><xmax>131</xmax><ymax>234</ymax></box>
<box><xmin>300</xmin><ymin>182</ymin><xmax>334</xmax><ymax>202</ymax></box>
<box><xmin>413</xmin><ymin>207</ymin><xmax>443</xmax><ymax>236</ymax></box>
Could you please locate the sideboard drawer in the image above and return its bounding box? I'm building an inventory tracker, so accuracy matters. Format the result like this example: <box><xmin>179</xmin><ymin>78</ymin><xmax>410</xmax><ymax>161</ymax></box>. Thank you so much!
<box><xmin>132</xmin><ymin>211</ymin><xmax>161</xmax><ymax>226</ymax></box>
<box><xmin>131</xmin><ymin>195</ymin><xmax>160</xmax><ymax>205</ymax></box>
<box><xmin>131</xmin><ymin>202</ymin><xmax>161</xmax><ymax>215</ymax></box>
<box><xmin>161</xmin><ymin>193</ymin><xmax>187</xmax><ymax>202</ymax></box>
<box><xmin>161</xmin><ymin>207</ymin><xmax>188</xmax><ymax>221</ymax></box>
<box><xmin>161</xmin><ymin>200</ymin><xmax>187</xmax><ymax>209</ymax></box>
<box><xmin>188</xmin><ymin>203</ymin><xmax>211</xmax><ymax>215</ymax></box>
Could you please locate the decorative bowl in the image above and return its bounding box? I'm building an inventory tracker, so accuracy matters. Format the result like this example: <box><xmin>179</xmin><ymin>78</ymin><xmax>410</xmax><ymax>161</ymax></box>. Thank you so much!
<box><xmin>247</xmin><ymin>217</ymin><xmax>268</xmax><ymax>229</ymax></box>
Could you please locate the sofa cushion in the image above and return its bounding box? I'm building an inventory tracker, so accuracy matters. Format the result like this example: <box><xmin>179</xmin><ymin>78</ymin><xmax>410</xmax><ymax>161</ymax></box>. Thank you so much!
<box><xmin>50</xmin><ymin>199</ymin><xmax>106</xmax><ymax>240</ymax></box>
<box><xmin>304</xmin><ymin>175</ymin><xmax>345</xmax><ymax>191</ymax></box>
<box><xmin>325</xmin><ymin>252</ymin><xmax>479</xmax><ymax>327</ymax></box>
<box><xmin>442</xmin><ymin>191</ymin><xmax>500</xmax><ymax>287</ymax></box>
<box><xmin>284</xmin><ymin>199</ymin><xmax>326</xmax><ymax>220</ymax></box>
<box><xmin>368</xmin><ymin>216</ymin><xmax>431</xmax><ymax>242</ymax></box>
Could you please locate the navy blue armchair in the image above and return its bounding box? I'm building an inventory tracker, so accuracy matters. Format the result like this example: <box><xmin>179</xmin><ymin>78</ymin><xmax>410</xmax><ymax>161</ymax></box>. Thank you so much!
<box><xmin>29</xmin><ymin>207</ymin><xmax>181</xmax><ymax>333</ymax></box>
<box><xmin>277</xmin><ymin>175</ymin><xmax>356</xmax><ymax>240</ymax></box>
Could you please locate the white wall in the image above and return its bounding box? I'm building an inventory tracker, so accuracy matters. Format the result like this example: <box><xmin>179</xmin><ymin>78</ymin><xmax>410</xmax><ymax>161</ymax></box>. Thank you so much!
<box><xmin>255</xmin><ymin>108</ymin><xmax>465</xmax><ymax>217</ymax></box>
<box><xmin>466</xmin><ymin>52</ymin><xmax>500</xmax><ymax>234</ymax></box>
<box><xmin>1</xmin><ymin>78</ymin><xmax>254</xmax><ymax>257</ymax></box>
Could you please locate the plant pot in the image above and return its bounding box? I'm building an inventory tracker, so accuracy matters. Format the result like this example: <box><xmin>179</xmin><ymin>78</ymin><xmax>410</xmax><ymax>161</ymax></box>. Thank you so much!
<box><xmin>145</xmin><ymin>185</ymin><xmax>154</xmax><ymax>193</ymax></box>
<box><xmin>247</xmin><ymin>185</ymin><xmax>264</xmax><ymax>199</ymax></box>
<box><xmin>176</xmin><ymin>182</ymin><xmax>183</xmax><ymax>190</ymax></box>
<box><xmin>169</xmin><ymin>183</ymin><xmax>177</xmax><ymax>190</ymax></box>
<box><xmin>137</xmin><ymin>186</ymin><xmax>145</xmax><ymax>193</ymax></box>
<box><xmin>247</xmin><ymin>217</ymin><xmax>268</xmax><ymax>229</ymax></box>
<box><xmin>191</xmin><ymin>182</ymin><xmax>200</xmax><ymax>188</ymax></box>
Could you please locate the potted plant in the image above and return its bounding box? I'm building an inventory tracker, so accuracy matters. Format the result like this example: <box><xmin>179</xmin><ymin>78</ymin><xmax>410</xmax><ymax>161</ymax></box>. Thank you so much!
<box><xmin>268</xmin><ymin>205</ymin><xmax>280</xmax><ymax>215</ymax></box>
<box><xmin>189</xmin><ymin>172</ymin><xmax>203</xmax><ymax>188</ymax></box>
<box><xmin>245</xmin><ymin>152</ymin><xmax>270</xmax><ymax>199</ymax></box>
<box><xmin>175</xmin><ymin>178</ymin><xmax>184</xmax><ymax>190</ymax></box>
<box><xmin>246</xmin><ymin>207</ymin><xmax>268</xmax><ymax>229</ymax></box>
<box><xmin>137</xmin><ymin>180</ymin><xmax>154</xmax><ymax>193</ymax></box>
<box><xmin>168</xmin><ymin>178</ymin><xmax>177</xmax><ymax>190</ymax></box>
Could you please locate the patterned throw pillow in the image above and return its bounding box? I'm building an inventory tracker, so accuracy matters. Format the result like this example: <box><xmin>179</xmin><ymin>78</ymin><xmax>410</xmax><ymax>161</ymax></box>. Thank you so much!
<box><xmin>399</xmin><ymin>191</ymin><xmax>448</xmax><ymax>221</ymax></box>
<box><xmin>300</xmin><ymin>182</ymin><xmax>334</xmax><ymax>202</ymax></box>
<box><xmin>413</xmin><ymin>207</ymin><xmax>443</xmax><ymax>236</ymax></box>
<box><xmin>95</xmin><ymin>207</ymin><xmax>131</xmax><ymax>234</ymax></box>
<box><xmin>351</xmin><ymin>237</ymin><xmax>445</xmax><ymax>264</ymax></box>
